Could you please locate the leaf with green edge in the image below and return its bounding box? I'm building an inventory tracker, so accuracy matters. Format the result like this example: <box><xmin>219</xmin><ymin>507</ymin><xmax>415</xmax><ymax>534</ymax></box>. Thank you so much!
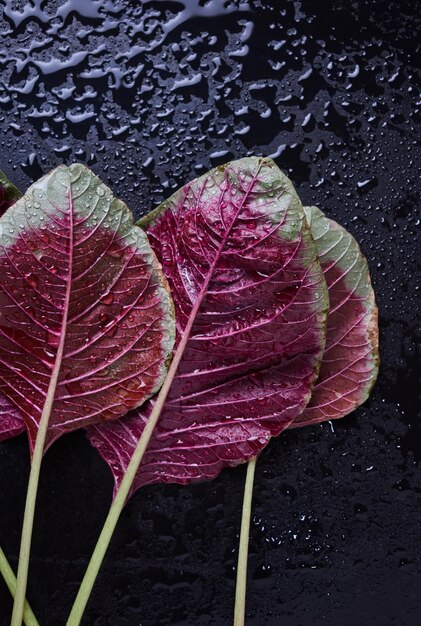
<box><xmin>87</xmin><ymin>157</ymin><xmax>329</xmax><ymax>495</ymax></box>
<box><xmin>0</xmin><ymin>391</ymin><xmax>25</xmax><ymax>442</ymax></box>
<box><xmin>0</xmin><ymin>169</ymin><xmax>25</xmax><ymax>442</ymax></box>
<box><xmin>291</xmin><ymin>206</ymin><xmax>379</xmax><ymax>428</ymax></box>
<box><xmin>233</xmin><ymin>206</ymin><xmax>379</xmax><ymax>626</ymax></box>
<box><xmin>0</xmin><ymin>164</ymin><xmax>175</xmax><ymax>452</ymax></box>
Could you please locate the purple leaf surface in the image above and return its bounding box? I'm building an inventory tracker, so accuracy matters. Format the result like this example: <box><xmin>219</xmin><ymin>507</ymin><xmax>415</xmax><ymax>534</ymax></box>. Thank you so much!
<box><xmin>88</xmin><ymin>157</ymin><xmax>328</xmax><ymax>495</ymax></box>
<box><xmin>0</xmin><ymin>394</ymin><xmax>24</xmax><ymax>442</ymax></box>
<box><xmin>0</xmin><ymin>164</ymin><xmax>175</xmax><ymax>451</ymax></box>
<box><xmin>291</xmin><ymin>206</ymin><xmax>379</xmax><ymax>428</ymax></box>
<box><xmin>0</xmin><ymin>169</ymin><xmax>25</xmax><ymax>441</ymax></box>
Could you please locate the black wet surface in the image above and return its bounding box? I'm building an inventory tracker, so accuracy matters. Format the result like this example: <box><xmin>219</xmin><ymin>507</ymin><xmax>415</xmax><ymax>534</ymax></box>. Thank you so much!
<box><xmin>0</xmin><ymin>1</ymin><xmax>420</xmax><ymax>624</ymax></box>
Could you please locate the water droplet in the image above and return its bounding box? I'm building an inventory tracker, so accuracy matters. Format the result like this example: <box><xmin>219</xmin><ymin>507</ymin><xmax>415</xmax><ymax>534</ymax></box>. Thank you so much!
<box><xmin>100</xmin><ymin>292</ymin><xmax>114</xmax><ymax>305</ymax></box>
<box><xmin>26</xmin><ymin>273</ymin><xmax>38</xmax><ymax>289</ymax></box>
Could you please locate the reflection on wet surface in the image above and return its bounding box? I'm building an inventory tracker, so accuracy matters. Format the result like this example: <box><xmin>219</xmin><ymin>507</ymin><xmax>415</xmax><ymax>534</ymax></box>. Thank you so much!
<box><xmin>0</xmin><ymin>1</ymin><xmax>420</xmax><ymax>624</ymax></box>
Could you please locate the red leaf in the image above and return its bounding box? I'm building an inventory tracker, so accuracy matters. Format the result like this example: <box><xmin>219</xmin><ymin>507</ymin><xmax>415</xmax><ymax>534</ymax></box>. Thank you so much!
<box><xmin>0</xmin><ymin>164</ymin><xmax>175</xmax><ymax>451</ymax></box>
<box><xmin>0</xmin><ymin>394</ymin><xmax>24</xmax><ymax>441</ymax></box>
<box><xmin>88</xmin><ymin>157</ymin><xmax>328</xmax><ymax>495</ymax></box>
<box><xmin>291</xmin><ymin>206</ymin><xmax>379</xmax><ymax>428</ymax></box>
<box><xmin>0</xmin><ymin>169</ymin><xmax>25</xmax><ymax>441</ymax></box>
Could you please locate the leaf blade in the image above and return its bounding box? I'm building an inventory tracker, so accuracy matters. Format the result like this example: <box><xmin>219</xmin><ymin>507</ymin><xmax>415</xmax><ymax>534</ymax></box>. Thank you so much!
<box><xmin>0</xmin><ymin>169</ymin><xmax>25</xmax><ymax>441</ymax></box>
<box><xmin>88</xmin><ymin>157</ymin><xmax>329</xmax><ymax>494</ymax></box>
<box><xmin>0</xmin><ymin>395</ymin><xmax>24</xmax><ymax>441</ymax></box>
<box><xmin>0</xmin><ymin>164</ymin><xmax>175</xmax><ymax>450</ymax></box>
<box><xmin>291</xmin><ymin>206</ymin><xmax>379</xmax><ymax>428</ymax></box>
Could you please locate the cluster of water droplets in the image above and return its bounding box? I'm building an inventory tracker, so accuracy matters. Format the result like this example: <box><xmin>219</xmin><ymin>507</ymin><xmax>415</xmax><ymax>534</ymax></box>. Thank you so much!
<box><xmin>0</xmin><ymin>1</ymin><xmax>420</xmax><ymax>623</ymax></box>
<box><xmin>1</xmin><ymin>0</ymin><xmax>417</xmax><ymax>426</ymax></box>
<box><xmin>0</xmin><ymin>0</ymin><xmax>417</xmax><ymax>210</ymax></box>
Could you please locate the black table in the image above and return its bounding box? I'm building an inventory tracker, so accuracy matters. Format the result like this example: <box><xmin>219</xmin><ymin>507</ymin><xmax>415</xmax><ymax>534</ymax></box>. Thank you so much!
<box><xmin>0</xmin><ymin>1</ymin><xmax>420</xmax><ymax>624</ymax></box>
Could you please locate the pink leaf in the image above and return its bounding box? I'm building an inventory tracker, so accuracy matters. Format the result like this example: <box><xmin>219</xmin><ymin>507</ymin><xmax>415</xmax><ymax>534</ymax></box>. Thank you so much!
<box><xmin>88</xmin><ymin>157</ymin><xmax>328</xmax><ymax>495</ymax></box>
<box><xmin>0</xmin><ymin>394</ymin><xmax>24</xmax><ymax>441</ymax></box>
<box><xmin>0</xmin><ymin>168</ymin><xmax>25</xmax><ymax>441</ymax></box>
<box><xmin>291</xmin><ymin>206</ymin><xmax>379</xmax><ymax>428</ymax></box>
<box><xmin>0</xmin><ymin>164</ymin><xmax>175</xmax><ymax>452</ymax></box>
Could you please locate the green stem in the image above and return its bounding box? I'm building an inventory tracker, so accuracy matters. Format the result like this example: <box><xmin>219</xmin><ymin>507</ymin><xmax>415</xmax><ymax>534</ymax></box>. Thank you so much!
<box><xmin>0</xmin><ymin>547</ymin><xmax>40</xmax><ymax>626</ymax></box>
<box><xmin>233</xmin><ymin>457</ymin><xmax>257</xmax><ymax>626</ymax></box>
<box><xmin>11</xmin><ymin>357</ymin><xmax>63</xmax><ymax>626</ymax></box>
<box><xmin>65</xmin><ymin>196</ymin><xmax>259</xmax><ymax>625</ymax></box>
<box><xmin>10</xmin><ymin>394</ymin><xmax>54</xmax><ymax>625</ymax></box>
<box><xmin>11</xmin><ymin>193</ymin><xmax>73</xmax><ymax>626</ymax></box>
<box><xmin>66</xmin><ymin>290</ymin><xmax>204</xmax><ymax>626</ymax></box>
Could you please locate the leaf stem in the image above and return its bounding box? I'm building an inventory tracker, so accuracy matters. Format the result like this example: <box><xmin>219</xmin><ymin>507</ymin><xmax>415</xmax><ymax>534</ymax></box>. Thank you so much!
<box><xmin>66</xmin><ymin>291</ymin><xmax>204</xmax><ymax>626</ymax></box>
<box><xmin>11</xmin><ymin>182</ymin><xmax>73</xmax><ymax>626</ymax></box>
<box><xmin>233</xmin><ymin>457</ymin><xmax>257</xmax><ymax>626</ymax></box>
<box><xmin>0</xmin><ymin>547</ymin><xmax>40</xmax><ymax>626</ymax></box>
<box><xmin>11</xmin><ymin>357</ymin><xmax>64</xmax><ymax>626</ymax></box>
<box><xmin>66</xmin><ymin>190</ymin><xmax>257</xmax><ymax>625</ymax></box>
